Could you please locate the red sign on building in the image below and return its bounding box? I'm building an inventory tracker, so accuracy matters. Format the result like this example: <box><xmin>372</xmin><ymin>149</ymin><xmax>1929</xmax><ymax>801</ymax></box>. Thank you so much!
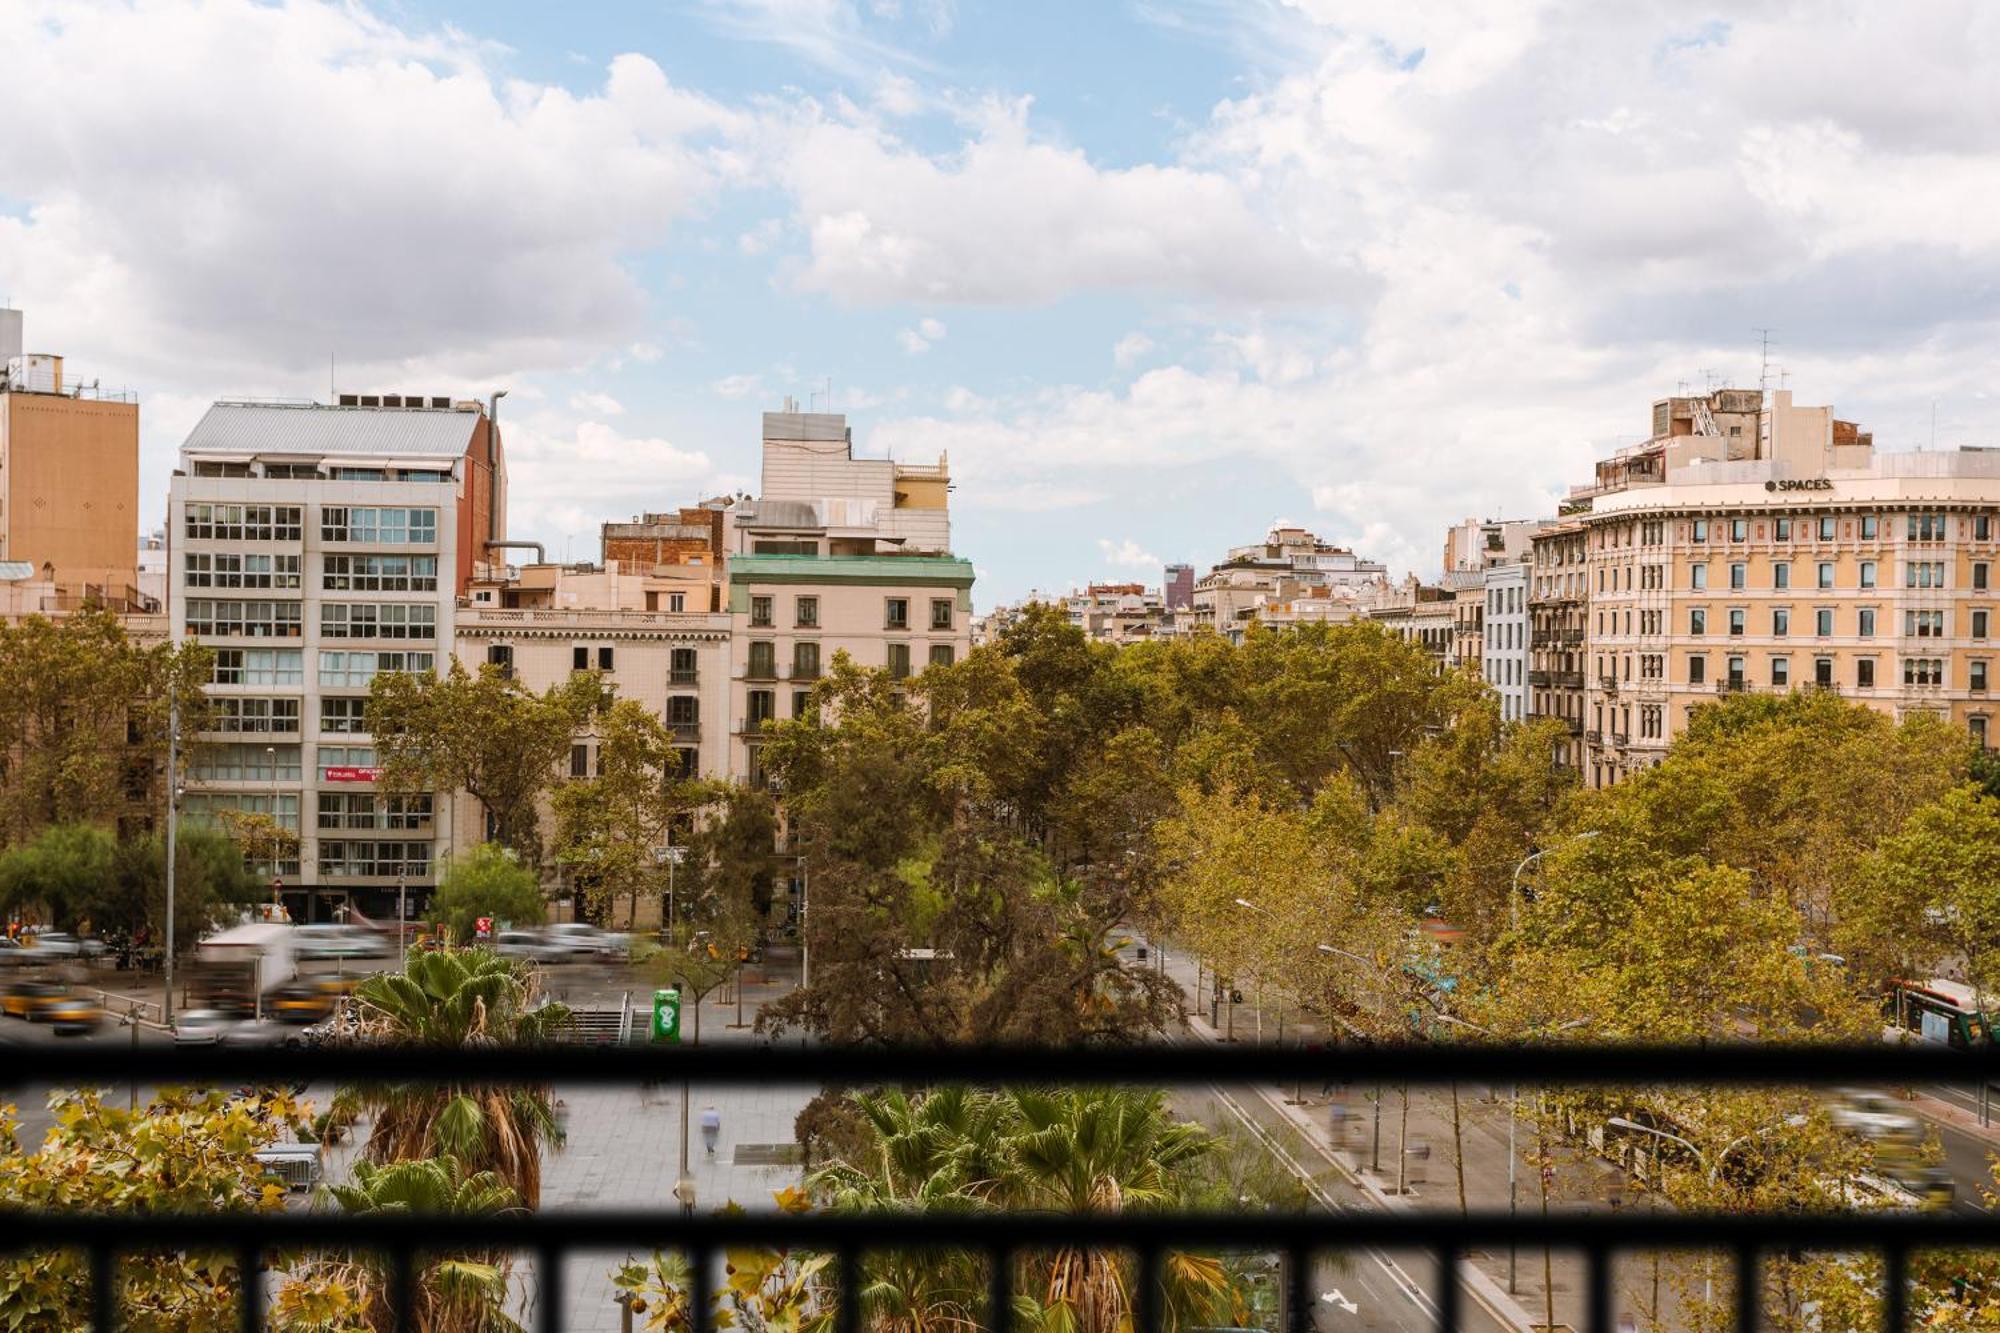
<box><xmin>323</xmin><ymin>766</ymin><xmax>384</xmax><ymax>782</ymax></box>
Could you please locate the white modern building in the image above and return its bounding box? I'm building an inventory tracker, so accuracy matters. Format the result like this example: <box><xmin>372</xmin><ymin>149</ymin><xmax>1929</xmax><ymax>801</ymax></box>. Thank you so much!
<box><xmin>1484</xmin><ymin>560</ymin><xmax>1531</xmax><ymax>721</ymax></box>
<box><xmin>167</xmin><ymin>396</ymin><xmax>506</xmax><ymax>923</ymax></box>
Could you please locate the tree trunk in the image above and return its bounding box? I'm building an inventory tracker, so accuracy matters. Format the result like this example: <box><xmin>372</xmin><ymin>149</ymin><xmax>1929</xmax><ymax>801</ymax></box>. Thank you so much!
<box><xmin>1451</xmin><ymin>1081</ymin><xmax>1468</xmax><ymax>1216</ymax></box>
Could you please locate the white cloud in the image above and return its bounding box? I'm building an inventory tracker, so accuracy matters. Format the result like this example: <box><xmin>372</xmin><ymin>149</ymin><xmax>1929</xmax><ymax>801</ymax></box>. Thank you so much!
<box><xmin>713</xmin><ymin>373</ymin><xmax>764</xmax><ymax>398</ymax></box>
<box><xmin>505</xmin><ymin>415</ymin><xmax>725</xmax><ymax>552</ymax></box>
<box><xmin>897</xmin><ymin>316</ymin><xmax>946</xmax><ymax>354</ymax></box>
<box><xmin>1097</xmin><ymin>537</ymin><xmax>1161</xmax><ymax>570</ymax></box>
<box><xmin>1112</xmin><ymin>333</ymin><xmax>1156</xmax><ymax>368</ymax></box>
<box><xmin>569</xmin><ymin>391</ymin><xmax>626</xmax><ymax>416</ymax></box>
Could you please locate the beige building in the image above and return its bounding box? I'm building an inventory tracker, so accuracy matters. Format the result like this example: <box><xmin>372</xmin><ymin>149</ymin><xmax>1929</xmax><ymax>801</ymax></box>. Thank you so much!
<box><xmin>0</xmin><ymin>309</ymin><xmax>143</xmax><ymax>603</ymax></box>
<box><xmin>1192</xmin><ymin>526</ymin><xmax>1388</xmax><ymax>642</ymax></box>
<box><xmin>729</xmin><ymin>412</ymin><xmax>974</xmax><ymax>787</ymax></box>
<box><xmin>1573</xmin><ymin>387</ymin><xmax>2000</xmax><ymax>786</ymax></box>
<box><xmin>1528</xmin><ymin>521</ymin><xmax>1588</xmax><ymax>768</ymax></box>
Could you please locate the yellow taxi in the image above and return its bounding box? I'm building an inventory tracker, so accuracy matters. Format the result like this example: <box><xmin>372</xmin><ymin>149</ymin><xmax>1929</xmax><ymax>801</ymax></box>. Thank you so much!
<box><xmin>2</xmin><ymin>979</ymin><xmax>70</xmax><ymax>1019</ymax></box>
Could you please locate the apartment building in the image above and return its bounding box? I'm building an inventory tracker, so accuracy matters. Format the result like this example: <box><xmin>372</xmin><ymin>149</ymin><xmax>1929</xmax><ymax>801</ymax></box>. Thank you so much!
<box><xmin>1447</xmin><ymin>569</ymin><xmax>1485</xmax><ymax>670</ymax></box>
<box><xmin>0</xmin><ymin>308</ymin><xmax>144</xmax><ymax>606</ymax></box>
<box><xmin>599</xmin><ymin>503</ymin><xmax>730</xmax><ymax>613</ymax></box>
<box><xmin>1192</xmin><ymin>526</ymin><xmax>1388</xmax><ymax>642</ymax></box>
<box><xmin>1528</xmin><ymin>521</ymin><xmax>1588</xmax><ymax>767</ymax></box>
<box><xmin>1573</xmin><ymin>387</ymin><xmax>2000</xmax><ymax>787</ymax></box>
<box><xmin>168</xmin><ymin>396</ymin><xmax>506</xmax><ymax>923</ymax></box>
<box><xmin>1443</xmin><ymin>517</ymin><xmax>1540</xmax><ymax>574</ymax></box>
<box><xmin>1164</xmin><ymin>562</ymin><xmax>1195</xmax><ymax>612</ymax></box>
<box><xmin>1367</xmin><ymin>576</ymin><xmax>1454</xmax><ymax>660</ymax></box>
<box><xmin>729</xmin><ymin>412</ymin><xmax>974</xmax><ymax>785</ymax></box>
<box><xmin>1484</xmin><ymin>560</ymin><xmax>1530</xmax><ymax>722</ymax></box>
<box><xmin>1066</xmin><ymin>583</ymin><xmax>1171</xmax><ymax>644</ymax></box>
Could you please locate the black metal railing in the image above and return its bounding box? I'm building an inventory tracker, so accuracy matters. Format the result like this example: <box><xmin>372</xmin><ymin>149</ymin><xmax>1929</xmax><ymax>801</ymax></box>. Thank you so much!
<box><xmin>6</xmin><ymin>1043</ymin><xmax>1999</xmax><ymax>1333</ymax></box>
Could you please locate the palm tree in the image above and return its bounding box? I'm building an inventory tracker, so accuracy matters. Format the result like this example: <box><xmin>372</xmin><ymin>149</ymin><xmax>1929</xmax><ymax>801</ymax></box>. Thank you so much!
<box><xmin>282</xmin><ymin>1155</ymin><xmax>524</xmax><ymax>1333</ymax></box>
<box><xmin>339</xmin><ymin>948</ymin><xmax>570</xmax><ymax>1206</ymax></box>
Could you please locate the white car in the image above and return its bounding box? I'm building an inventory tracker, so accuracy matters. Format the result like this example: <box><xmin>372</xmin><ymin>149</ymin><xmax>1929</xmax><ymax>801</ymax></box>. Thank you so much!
<box><xmin>25</xmin><ymin>932</ymin><xmax>107</xmax><ymax>960</ymax></box>
<box><xmin>294</xmin><ymin>924</ymin><xmax>390</xmax><ymax>961</ymax></box>
<box><xmin>493</xmin><ymin>931</ymin><xmax>573</xmax><ymax>965</ymax></box>
<box><xmin>543</xmin><ymin>923</ymin><xmax>632</xmax><ymax>960</ymax></box>
<box><xmin>173</xmin><ymin>1009</ymin><xmax>237</xmax><ymax>1045</ymax></box>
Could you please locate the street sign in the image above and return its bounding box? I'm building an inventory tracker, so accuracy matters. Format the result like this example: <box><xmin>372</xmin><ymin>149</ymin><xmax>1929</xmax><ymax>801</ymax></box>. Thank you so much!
<box><xmin>652</xmin><ymin>987</ymin><xmax>682</xmax><ymax>1044</ymax></box>
<box><xmin>475</xmin><ymin>916</ymin><xmax>493</xmax><ymax>940</ymax></box>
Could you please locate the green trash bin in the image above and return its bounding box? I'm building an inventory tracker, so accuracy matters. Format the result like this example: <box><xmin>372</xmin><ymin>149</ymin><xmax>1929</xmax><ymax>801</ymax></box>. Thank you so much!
<box><xmin>651</xmin><ymin>987</ymin><xmax>682</xmax><ymax>1044</ymax></box>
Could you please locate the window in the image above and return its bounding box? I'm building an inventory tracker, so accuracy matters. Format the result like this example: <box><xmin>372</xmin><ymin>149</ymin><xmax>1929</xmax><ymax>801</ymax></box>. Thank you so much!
<box><xmin>670</xmin><ymin>647</ymin><xmax>698</xmax><ymax>684</ymax></box>
<box><xmin>1859</xmin><ymin>608</ymin><xmax>1877</xmax><ymax>638</ymax></box>
<box><xmin>1690</xmin><ymin>564</ymin><xmax>1708</xmax><ymax>591</ymax></box>
<box><xmin>1774</xmin><ymin>518</ymin><xmax>1792</xmax><ymax>540</ymax></box>
<box><xmin>930</xmin><ymin>598</ymin><xmax>955</xmax><ymax>631</ymax></box>
<box><xmin>750</xmin><ymin>595</ymin><xmax>774</xmax><ymax>628</ymax></box>
<box><xmin>1640</xmin><ymin>654</ymin><xmax>1663</xmax><ymax>680</ymax></box>
<box><xmin>1907</xmin><ymin>561</ymin><xmax>1945</xmax><ymax>589</ymax></box>
<box><xmin>748</xmin><ymin>641</ymin><xmax>777</xmax><ymax>680</ymax></box>
<box><xmin>746</xmin><ymin>745</ymin><xmax>768</xmax><ymax>790</ymax></box>
<box><xmin>1980</xmin><ymin>515</ymin><xmax>1994</xmax><ymax>541</ymax></box>
<box><xmin>1815</xmin><ymin>657</ymin><xmax>1834</xmax><ymax>688</ymax></box>
<box><xmin>320</xmin><ymin>603</ymin><xmax>436</xmax><ymax>640</ymax></box>
<box><xmin>1726</xmin><ymin>656</ymin><xmax>1747</xmax><ymax>688</ymax></box>
<box><xmin>791</xmin><ymin>690</ymin><xmax>813</xmax><ymax>721</ymax></box>
<box><xmin>317</xmin><ymin>651</ymin><xmax>433</xmax><ymax>687</ymax></box>
<box><xmin>186</xmin><ymin>552</ymin><xmax>302</xmax><ymax>589</ymax></box>
<box><xmin>1815</xmin><ymin>608</ymin><xmax>1833</xmax><ymax>637</ymax></box>
<box><xmin>747</xmin><ymin>689</ymin><xmax>776</xmax><ymax>730</ymax></box>
<box><xmin>318</xmin><ymin>793</ymin><xmax>432</xmax><ymax>831</ymax></box>
<box><xmin>318</xmin><ymin>841</ymin><xmax>431</xmax><ymax>879</ymax></box>
<box><xmin>486</xmin><ymin>644</ymin><xmax>514</xmax><ymax>677</ymax></box>
<box><xmin>320</xmin><ymin>697</ymin><xmax>369</xmax><ymax>734</ymax></box>
<box><xmin>183</xmin><ymin>503</ymin><xmax>303</xmax><ymax>542</ymax></box>
<box><xmin>318</xmin><ymin>745</ymin><xmax>377</xmax><ymax>772</ymax></box>
<box><xmin>1730</xmin><ymin>562</ymin><xmax>1747</xmax><ymax>590</ymax></box>
<box><xmin>669</xmin><ymin>591</ymin><xmax>686</xmax><ymax>613</ymax></box>
<box><xmin>929</xmin><ymin>644</ymin><xmax>955</xmax><ymax>669</ymax></box>
<box><xmin>1689</xmin><ymin>608</ymin><xmax>1707</xmax><ymax>636</ymax></box>
<box><xmin>795</xmin><ymin>596</ymin><xmax>819</xmax><ymax>629</ymax></box>
<box><xmin>1772</xmin><ymin>608</ymin><xmax>1789</xmax><ymax>637</ymax></box>
<box><xmin>1773</xmin><ymin>562</ymin><xmax>1790</xmax><ymax>589</ymax></box>
<box><xmin>1818</xmin><ymin>562</ymin><xmax>1835</xmax><ymax>589</ymax></box>
<box><xmin>792</xmin><ymin>641</ymin><xmax>820</xmax><ymax>680</ymax></box>
<box><xmin>1730</xmin><ymin>519</ymin><xmax>1748</xmax><ymax>541</ymax></box>
<box><xmin>886</xmin><ymin>642</ymin><xmax>911</xmax><ymax>679</ymax></box>
<box><xmin>1978</xmin><ymin>610</ymin><xmax>1992</xmax><ymax>641</ymax></box>
<box><xmin>189</xmin><ymin>743</ymin><xmax>302</xmax><ymax>782</ymax></box>
<box><xmin>1729</xmin><ymin>609</ymin><xmax>1745</xmax><ymax>636</ymax></box>
<box><xmin>1976</xmin><ymin>661</ymin><xmax>1991</xmax><ymax>693</ymax></box>
<box><xmin>1860</xmin><ymin>560</ymin><xmax>1876</xmax><ymax>588</ymax></box>
<box><xmin>1861</xmin><ymin>515</ymin><xmax>1878</xmax><ymax>540</ymax></box>
<box><xmin>1818</xmin><ymin>516</ymin><xmax>1837</xmax><ymax>540</ymax></box>
<box><xmin>1975</xmin><ymin>716</ymin><xmax>1991</xmax><ymax>749</ymax></box>
<box><xmin>1978</xmin><ymin>563</ymin><xmax>1991</xmax><ymax>592</ymax></box>
<box><xmin>1692</xmin><ymin>519</ymin><xmax>1709</xmax><ymax>541</ymax></box>
<box><xmin>1906</xmin><ymin>610</ymin><xmax>1946</xmax><ymax>638</ymax></box>
<box><xmin>1857</xmin><ymin>659</ymin><xmax>1876</xmax><ymax>688</ymax></box>
<box><xmin>885</xmin><ymin>597</ymin><xmax>910</xmax><ymax>630</ymax></box>
<box><xmin>666</xmin><ymin>695</ymin><xmax>699</xmax><ymax>728</ymax></box>
<box><xmin>570</xmin><ymin>744</ymin><xmax>590</xmax><ymax>777</ymax></box>
<box><xmin>1770</xmin><ymin>658</ymin><xmax>1790</xmax><ymax>688</ymax></box>
<box><xmin>320</xmin><ymin>507</ymin><xmax>437</xmax><ymax>544</ymax></box>
<box><xmin>1688</xmin><ymin>655</ymin><xmax>1707</xmax><ymax>685</ymax></box>
<box><xmin>673</xmin><ymin>748</ymin><xmax>698</xmax><ymax>781</ymax></box>
<box><xmin>207</xmin><ymin>697</ymin><xmax>301</xmax><ymax>735</ymax></box>
<box><xmin>184</xmin><ymin>599</ymin><xmax>304</xmax><ymax>638</ymax></box>
<box><xmin>1904</xmin><ymin>658</ymin><xmax>1945</xmax><ymax>687</ymax></box>
<box><xmin>1907</xmin><ymin>513</ymin><xmax>1946</xmax><ymax>542</ymax></box>
<box><xmin>211</xmin><ymin>648</ymin><xmax>303</xmax><ymax>686</ymax></box>
<box><xmin>598</xmin><ymin>646</ymin><xmax>615</xmax><ymax>672</ymax></box>
<box><xmin>573</xmin><ymin>646</ymin><xmax>589</xmax><ymax>672</ymax></box>
<box><xmin>322</xmin><ymin>554</ymin><xmax>437</xmax><ymax>592</ymax></box>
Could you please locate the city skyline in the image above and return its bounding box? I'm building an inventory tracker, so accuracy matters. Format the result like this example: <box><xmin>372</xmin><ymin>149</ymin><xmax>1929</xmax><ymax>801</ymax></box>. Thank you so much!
<box><xmin>5</xmin><ymin>1</ymin><xmax>2000</xmax><ymax>606</ymax></box>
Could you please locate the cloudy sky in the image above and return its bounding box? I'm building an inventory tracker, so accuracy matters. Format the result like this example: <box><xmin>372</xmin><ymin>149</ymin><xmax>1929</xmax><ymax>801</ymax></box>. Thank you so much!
<box><xmin>4</xmin><ymin>0</ymin><xmax>1997</xmax><ymax>605</ymax></box>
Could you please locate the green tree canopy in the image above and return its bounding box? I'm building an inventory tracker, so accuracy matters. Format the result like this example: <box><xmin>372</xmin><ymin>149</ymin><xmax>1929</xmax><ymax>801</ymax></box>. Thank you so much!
<box><xmin>429</xmin><ymin>842</ymin><xmax>547</xmax><ymax>944</ymax></box>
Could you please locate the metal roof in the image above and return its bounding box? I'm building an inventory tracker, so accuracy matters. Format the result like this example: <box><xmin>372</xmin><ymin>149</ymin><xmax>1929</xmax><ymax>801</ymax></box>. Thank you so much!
<box><xmin>181</xmin><ymin>402</ymin><xmax>479</xmax><ymax>460</ymax></box>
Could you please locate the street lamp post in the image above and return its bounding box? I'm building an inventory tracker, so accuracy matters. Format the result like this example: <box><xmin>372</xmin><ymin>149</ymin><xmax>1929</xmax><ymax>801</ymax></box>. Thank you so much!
<box><xmin>1509</xmin><ymin>830</ymin><xmax>1599</xmax><ymax>932</ymax></box>
<box><xmin>163</xmin><ymin>693</ymin><xmax>180</xmax><ymax>1024</ymax></box>
<box><xmin>397</xmin><ymin>874</ymin><xmax>408</xmax><ymax>966</ymax></box>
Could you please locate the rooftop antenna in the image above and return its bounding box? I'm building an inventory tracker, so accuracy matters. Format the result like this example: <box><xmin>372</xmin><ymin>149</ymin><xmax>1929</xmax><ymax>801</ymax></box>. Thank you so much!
<box><xmin>1932</xmin><ymin>398</ymin><xmax>1939</xmax><ymax>452</ymax></box>
<box><xmin>825</xmin><ymin>375</ymin><xmax>833</xmax><ymax>413</ymax></box>
<box><xmin>1754</xmin><ymin>327</ymin><xmax>1777</xmax><ymax>395</ymax></box>
<box><xmin>1699</xmin><ymin>368</ymin><xmax>1719</xmax><ymax>394</ymax></box>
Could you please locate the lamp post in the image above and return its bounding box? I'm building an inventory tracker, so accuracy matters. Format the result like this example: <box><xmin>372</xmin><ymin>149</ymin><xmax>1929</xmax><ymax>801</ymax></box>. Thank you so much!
<box><xmin>397</xmin><ymin>874</ymin><xmax>408</xmax><ymax>966</ymax></box>
<box><xmin>163</xmin><ymin>693</ymin><xmax>179</xmax><ymax>1024</ymax></box>
<box><xmin>1509</xmin><ymin>830</ymin><xmax>1599</xmax><ymax>932</ymax></box>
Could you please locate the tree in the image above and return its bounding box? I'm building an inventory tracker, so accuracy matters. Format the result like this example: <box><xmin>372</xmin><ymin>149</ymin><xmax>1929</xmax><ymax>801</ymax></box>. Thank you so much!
<box><xmin>0</xmin><ymin>608</ymin><xmax>212</xmax><ymax>846</ymax></box>
<box><xmin>0</xmin><ymin>822</ymin><xmax>116</xmax><ymax>930</ymax></box>
<box><xmin>1843</xmin><ymin>783</ymin><xmax>2000</xmax><ymax>1004</ymax></box>
<box><xmin>552</xmin><ymin>700</ymin><xmax>702</xmax><ymax>929</ymax></box>
<box><xmin>0</xmin><ymin>822</ymin><xmax>257</xmax><ymax>945</ymax></box>
<box><xmin>0</xmin><ymin>1087</ymin><xmax>302</xmax><ymax>1328</ymax></box>
<box><xmin>339</xmin><ymin>949</ymin><xmax>570</xmax><ymax>1205</ymax></box>
<box><xmin>430</xmin><ymin>843</ymin><xmax>547</xmax><ymax>944</ymax></box>
<box><xmin>370</xmin><ymin>661</ymin><xmax>605</xmax><ymax>861</ymax></box>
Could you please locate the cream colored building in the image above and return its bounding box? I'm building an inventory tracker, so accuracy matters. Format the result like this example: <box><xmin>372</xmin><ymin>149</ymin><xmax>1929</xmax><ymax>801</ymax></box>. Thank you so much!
<box><xmin>1576</xmin><ymin>387</ymin><xmax>2000</xmax><ymax>786</ymax></box>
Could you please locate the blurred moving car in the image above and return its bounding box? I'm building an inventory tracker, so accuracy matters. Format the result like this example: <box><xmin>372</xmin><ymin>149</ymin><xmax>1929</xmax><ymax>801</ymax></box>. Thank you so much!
<box><xmin>2</xmin><ymin>979</ymin><xmax>69</xmax><ymax>1019</ymax></box>
<box><xmin>1829</xmin><ymin>1088</ymin><xmax>1922</xmax><ymax>1143</ymax></box>
<box><xmin>0</xmin><ymin>937</ymin><xmax>28</xmax><ymax>966</ymax></box>
<box><xmin>23</xmin><ymin>932</ymin><xmax>107</xmax><ymax>960</ymax></box>
<box><xmin>271</xmin><ymin>978</ymin><xmax>339</xmax><ymax>1025</ymax></box>
<box><xmin>45</xmin><ymin>995</ymin><xmax>103</xmax><ymax>1035</ymax></box>
<box><xmin>294</xmin><ymin>924</ymin><xmax>390</xmax><ymax>961</ymax></box>
<box><xmin>543</xmin><ymin>922</ymin><xmax>632</xmax><ymax>960</ymax></box>
<box><xmin>172</xmin><ymin>1009</ymin><xmax>236</xmax><ymax>1045</ymax></box>
<box><xmin>494</xmin><ymin>930</ymin><xmax>575</xmax><ymax>964</ymax></box>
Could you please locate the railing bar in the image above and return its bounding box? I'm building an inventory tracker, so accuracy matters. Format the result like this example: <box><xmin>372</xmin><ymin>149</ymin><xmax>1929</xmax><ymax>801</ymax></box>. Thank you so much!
<box><xmin>239</xmin><ymin>1242</ymin><xmax>261</xmax><ymax>1333</ymax></box>
<box><xmin>1436</xmin><ymin>1246</ymin><xmax>1459</xmax><ymax>1333</ymax></box>
<box><xmin>691</xmin><ymin>1243</ymin><xmax>714</xmax><ymax>1333</ymax></box>
<box><xmin>839</xmin><ymin>1245</ymin><xmax>862</xmax><ymax>1333</ymax></box>
<box><xmin>1735</xmin><ymin>1243</ymin><xmax>1758</xmax><ymax>1333</ymax></box>
<box><xmin>1587</xmin><ymin>1244</ymin><xmax>1611</xmax><ymax>1333</ymax></box>
<box><xmin>1883</xmin><ymin>1244</ymin><xmax>1907</xmax><ymax>1333</ymax></box>
<box><xmin>538</xmin><ymin>1244</ymin><xmax>563</xmax><ymax>1333</ymax></box>
<box><xmin>1286</xmin><ymin>1245</ymin><xmax>1311</xmax><ymax>1333</ymax></box>
<box><xmin>90</xmin><ymin>1243</ymin><xmax>114</xmax><ymax>1333</ymax></box>
<box><xmin>990</xmin><ymin>1244</ymin><xmax>1010</xmax><ymax>1333</ymax></box>
<box><xmin>1133</xmin><ymin>1245</ymin><xmax>1160</xmax><ymax>1333</ymax></box>
<box><xmin>390</xmin><ymin>1247</ymin><xmax>414</xmax><ymax>1333</ymax></box>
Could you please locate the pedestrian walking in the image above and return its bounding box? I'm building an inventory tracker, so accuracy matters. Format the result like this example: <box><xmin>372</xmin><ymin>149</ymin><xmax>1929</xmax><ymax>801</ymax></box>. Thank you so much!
<box><xmin>700</xmin><ymin>1104</ymin><xmax>722</xmax><ymax>1156</ymax></box>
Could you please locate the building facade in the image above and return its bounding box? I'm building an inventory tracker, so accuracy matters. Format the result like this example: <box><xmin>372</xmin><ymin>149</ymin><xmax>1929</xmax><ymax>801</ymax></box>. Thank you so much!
<box><xmin>1528</xmin><ymin>522</ymin><xmax>1588</xmax><ymax>769</ymax></box>
<box><xmin>1484</xmin><ymin>560</ymin><xmax>1530</xmax><ymax>722</ymax></box>
<box><xmin>168</xmin><ymin>397</ymin><xmax>506</xmax><ymax>923</ymax></box>
<box><xmin>1164</xmin><ymin>562</ymin><xmax>1195</xmax><ymax>612</ymax></box>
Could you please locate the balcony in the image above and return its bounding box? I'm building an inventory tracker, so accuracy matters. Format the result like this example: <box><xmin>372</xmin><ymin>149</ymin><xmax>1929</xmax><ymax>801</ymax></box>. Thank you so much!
<box><xmin>669</xmin><ymin>668</ymin><xmax>699</xmax><ymax>685</ymax></box>
<box><xmin>1596</xmin><ymin>676</ymin><xmax>1619</xmax><ymax>695</ymax></box>
<box><xmin>1718</xmin><ymin>678</ymin><xmax>1750</xmax><ymax>693</ymax></box>
<box><xmin>1528</xmin><ymin>670</ymin><xmax>1552</xmax><ymax>688</ymax></box>
<box><xmin>1583</xmin><ymin>729</ymin><xmax>1602</xmax><ymax>745</ymax></box>
<box><xmin>745</xmin><ymin>664</ymin><xmax>780</xmax><ymax>683</ymax></box>
<box><xmin>670</xmin><ymin>722</ymin><xmax>701</xmax><ymax>743</ymax></box>
<box><xmin>1554</xmin><ymin>671</ymin><xmax>1585</xmax><ymax>690</ymax></box>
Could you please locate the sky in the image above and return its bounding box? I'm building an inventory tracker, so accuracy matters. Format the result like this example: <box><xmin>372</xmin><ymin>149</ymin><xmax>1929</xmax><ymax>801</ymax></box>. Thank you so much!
<box><xmin>3</xmin><ymin>0</ymin><xmax>1999</xmax><ymax>608</ymax></box>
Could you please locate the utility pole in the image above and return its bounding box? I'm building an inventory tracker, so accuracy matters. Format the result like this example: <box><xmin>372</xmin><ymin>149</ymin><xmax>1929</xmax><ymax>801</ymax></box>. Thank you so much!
<box><xmin>799</xmin><ymin>857</ymin><xmax>811</xmax><ymax>989</ymax></box>
<box><xmin>397</xmin><ymin>874</ymin><xmax>408</xmax><ymax>966</ymax></box>
<box><xmin>164</xmin><ymin>692</ymin><xmax>179</xmax><ymax>1024</ymax></box>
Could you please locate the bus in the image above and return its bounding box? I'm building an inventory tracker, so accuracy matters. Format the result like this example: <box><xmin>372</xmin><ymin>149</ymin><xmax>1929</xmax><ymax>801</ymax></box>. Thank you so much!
<box><xmin>1884</xmin><ymin>978</ymin><xmax>1996</xmax><ymax>1049</ymax></box>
